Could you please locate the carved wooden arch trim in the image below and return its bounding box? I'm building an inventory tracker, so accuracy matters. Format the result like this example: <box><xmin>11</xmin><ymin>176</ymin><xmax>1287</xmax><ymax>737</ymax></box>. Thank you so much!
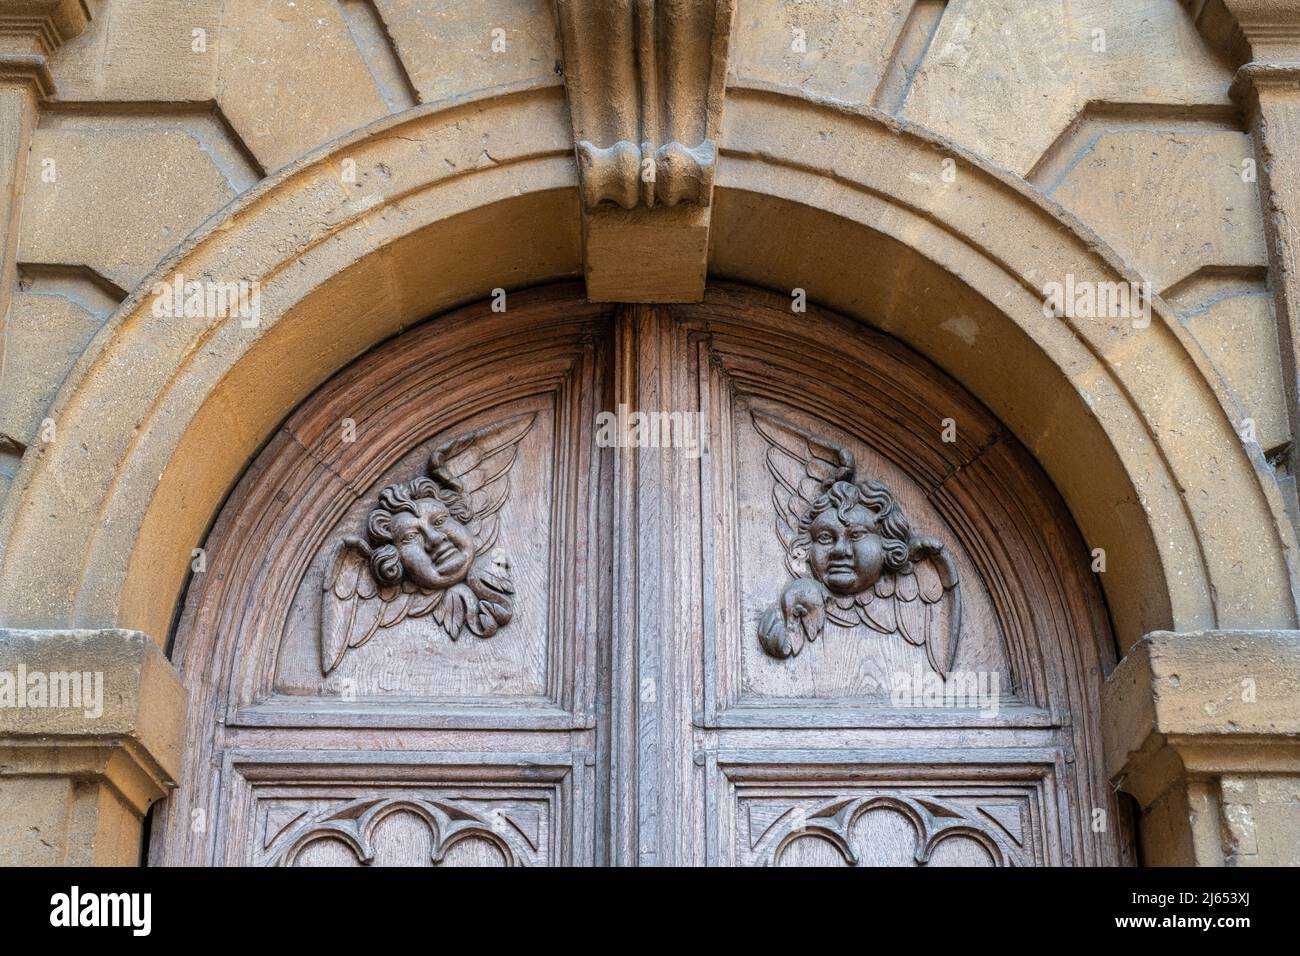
<box><xmin>679</xmin><ymin>285</ymin><xmax>1116</xmax><ymax>709</ymax></box>
<box><xmin>179</xmin><ymin>288</ymin><xmax>612</xmax><ymax>726</ymax></box>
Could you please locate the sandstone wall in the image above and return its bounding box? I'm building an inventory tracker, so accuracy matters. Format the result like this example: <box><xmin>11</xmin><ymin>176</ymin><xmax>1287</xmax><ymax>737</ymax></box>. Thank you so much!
<box><xmin>0</xmin><ymin>0</ymin><xmax>1290</xmax><ymax>514</ymax></box>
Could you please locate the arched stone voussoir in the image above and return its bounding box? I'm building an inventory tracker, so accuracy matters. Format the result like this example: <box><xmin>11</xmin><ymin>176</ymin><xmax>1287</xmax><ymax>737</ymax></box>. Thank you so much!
<box><xmin>712</xmin><ymin>84</ymin><xmax>1300</xmax><ymax>649</ymax></box>
<box><xmin>0</xmin><ymin>82</ymin><xmax>583</xmax><ymax>641</ymax></box>
<box><xmin>1</xmin><ymin>78</ymin><xmax>1294</xmax><ymax>658</ymax></box>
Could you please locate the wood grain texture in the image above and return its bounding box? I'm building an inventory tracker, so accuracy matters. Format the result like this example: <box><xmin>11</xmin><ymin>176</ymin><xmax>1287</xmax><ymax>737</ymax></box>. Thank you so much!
<box><xmin>675</xmin><ymin>285</ymin><xmax>1126</xmax><ymax>865</ymax></box>
<box><xmin>150</xmin><ymin>282</ymin><xmax>1129</xmax><ymax>866</ymax></box>
<box><xmin>150</xmin><ymin>285</ymin><xmax>612</xmax><ymax>866</ymax></box>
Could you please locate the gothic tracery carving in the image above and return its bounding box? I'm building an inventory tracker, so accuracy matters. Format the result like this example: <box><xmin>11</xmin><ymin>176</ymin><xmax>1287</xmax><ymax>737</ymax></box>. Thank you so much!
<box><xmin>748</xmin><ymin>794</ymin><xmax>1024</xmax><ymax>867</ymax></box>
<box><xmin>264</xmin><ymin>795</ymin><xmax>539</xmax><ymax>867</ymax></box>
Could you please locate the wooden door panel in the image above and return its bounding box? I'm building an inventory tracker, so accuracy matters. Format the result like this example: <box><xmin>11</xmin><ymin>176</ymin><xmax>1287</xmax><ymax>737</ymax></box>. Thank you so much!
<box><xmin>153</xmin><ymin>284</ymin><xmax>1128</xmax><ymax>867</ymax></box>
<box><xmin>714</xmin><ymin>757</ymin><xmax>1060</xmax><ymax>866</ymax></box>
<box><xmin>274</xmin><ymin>395</ymin><xmax>561</xmax><ymax>702</ymax></box>
<box><xmin>151</xmin><ymin>288</ymin><xmax>611</xmax><ymax>866</ymax></box>
<box><xmin>671</xmin><ymin>287</ymin><xmax>1127</xmax><ymax>866</ymax></box>
<box><xmin>218</xmin><ymin>751</ymin><xmax>584</xmax><ymax>866</ymax></box>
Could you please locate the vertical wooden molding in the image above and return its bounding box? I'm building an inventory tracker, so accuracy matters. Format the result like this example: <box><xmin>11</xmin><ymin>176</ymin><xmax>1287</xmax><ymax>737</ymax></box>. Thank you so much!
<box><xmin>554</xmin><ymin>0</ymin><xmax>737</xmax><ymax>302</ymax></box>
<box><xmin>610</xmin><ymin>303</ymin><xmax>704</xmax><ymax>864</ymax></box>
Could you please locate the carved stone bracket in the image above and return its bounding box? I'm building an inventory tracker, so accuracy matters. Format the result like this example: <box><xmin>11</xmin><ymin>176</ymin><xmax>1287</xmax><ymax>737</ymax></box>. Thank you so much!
<box><xmin>554</xmin><ymin>0</ymin><xmax>737</xmax><ymax>301</ymax></box>
<box><xmin>555</xmin><ymin>0</ymin><xmax>733</xmax><ymax>211</ymax></box>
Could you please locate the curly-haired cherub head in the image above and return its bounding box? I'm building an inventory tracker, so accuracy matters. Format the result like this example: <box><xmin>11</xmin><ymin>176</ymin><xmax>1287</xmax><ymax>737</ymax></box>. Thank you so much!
<box><xmin>364</xmin><ymin>477</ymin><xmax>477</xmax><ymax>590</ymax></box>
<box><xmin>794</xmin><ymin>478</ymin><xmax>913</xmax><ymax>595</ymax></box>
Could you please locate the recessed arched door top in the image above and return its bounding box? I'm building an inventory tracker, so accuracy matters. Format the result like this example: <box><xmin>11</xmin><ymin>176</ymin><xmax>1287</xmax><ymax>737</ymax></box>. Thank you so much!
<box><xmin>151</xmin><ymin>283</ymin><xmax>1128</xmax><ymax>867</ymax></box>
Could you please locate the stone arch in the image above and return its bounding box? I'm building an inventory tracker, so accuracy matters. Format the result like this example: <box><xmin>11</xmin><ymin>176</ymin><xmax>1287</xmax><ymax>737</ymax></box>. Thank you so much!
<box><xmin>0</xmin><ymin>83</ymin><xmax>1293</xmax><ymax>653</ymax></box>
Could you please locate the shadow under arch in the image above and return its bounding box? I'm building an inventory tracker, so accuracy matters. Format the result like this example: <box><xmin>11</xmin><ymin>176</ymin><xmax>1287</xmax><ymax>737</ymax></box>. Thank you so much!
<box><xmin>0</xmin><ymin>81</ymin><xmax>1292</xmax><ymax>651</ymax></box>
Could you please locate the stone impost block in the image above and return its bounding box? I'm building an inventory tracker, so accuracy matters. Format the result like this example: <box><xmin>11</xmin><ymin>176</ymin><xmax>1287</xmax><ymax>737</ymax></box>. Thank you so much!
<box><xmin>0</xmin><ymin>628</ymin><xmax>186</xmax><ymax>865</ymax></box>
<box><xmin>1103</xmin><ymin>630</ymin><xmax>1300</xmax><ymax>865</ymax></box>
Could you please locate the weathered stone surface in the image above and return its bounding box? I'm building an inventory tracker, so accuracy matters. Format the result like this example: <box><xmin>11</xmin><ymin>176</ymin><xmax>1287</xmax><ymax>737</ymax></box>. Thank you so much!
<box><xmin>373</xmin><ymin>0</ymin><xmax>559</xmax><ymax>104</ymax></box>
<box><xmin>1183</xmin><ymin>290</ymin><xmax>1289</xmax><ymax>454</ymax></box>
<box><xmin>0</xmin><ymin>777</ymin><xmax>71</xmax><ymax>865</ymax></box>
<box><xmin>1103</xmin><ymin>629</ymin><xmax>1300</xmax><ymax>865</ymax></box>
<box><xmin>902</xmin><ymin>0</ymin><xmax>1234</xmax><ymax>176</ymax></box>
<box><xmin>217</xmin><ymin>0</ymin><xmax>389</xmax><ymax>172</ymax></box>
<box><xmin>1220</xmin><ymin>774</ymin><xmax>1300</xmax><ymax>865</ymax></box>
<box><xmin>1105</xmin><ymin>630</ymin><xmax>1300</xmax><ymax>750</ymax></box>
<box><xmin>0</xmin><ymin>628</ymin><xmax>185</xmax><ymax>866</ymax></box>
<box><xmin>1237</xmin><ymin>66</ymin><xmax>1300</xmax><ymax>549</ymax></box>
<box><xmin>0</xmin><ymin>289</ymin><xmax>101</xmax><ymax>447</ymax></box>
<box><xmin>1049</xmin><ymin>129</ymin><xmax>1268</xmax><ymax>292</ymax></box>
<box><xmin>0</xmin><ymin>0</ymin><xmax>90</xmax><ymax>56</ymax></box>
<box><xmin>730</xmin><ymin>0</ymin><xmax>913</xmax><ymax>102</ymax></box>
<box><xmin>1187</xmin><ymin>0</ymin><xmax>1300</xmax><ymax>61</ymax></box>
<box><xmin>0</xmin><ymin>628</ymin><xmax>185</xmax><ymax>773</ymax></box>
<box><xmin>0</xmin><ymin>85</ymin><xmax>36</xmax><ymax>439</ymax></box>
<box><xmin>585</xmin><ymin>205</ymin><xmax>709</xmax><ymax>302</ymax></box>
<box><xmin>48</xmin><ymin>0</ymin><xmax>220</xmax><ymax>102</ymax></box>
<box><xmin>17</xmin><ymin>125</ymin><xmax>236</xmax><ymax>290</ymax></box>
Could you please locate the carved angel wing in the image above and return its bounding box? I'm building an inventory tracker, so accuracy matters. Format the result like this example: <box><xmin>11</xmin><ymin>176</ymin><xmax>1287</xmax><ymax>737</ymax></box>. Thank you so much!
<box><xmin>750</xmin><ymin>409</ymin><xmax>855</xmax><ymax>578</ymax></box>
<box><xmin>749</xmin><ymin>407</ymin><xmax>962</xmax><ymax>675</ymax></box>
<box><xmin>428</xmin><ymin>412</ymin><xmax>536</xmax><ymax>554</ymax></box>
<box><xmin>319</xmin><ymin>537</ymin><xmax>445</xmax><ymax>675</ymax></box>
<box><xmin>826</xmin><ymin>537</ymin><xmax>963</xmax><ymax>677</ymax></box>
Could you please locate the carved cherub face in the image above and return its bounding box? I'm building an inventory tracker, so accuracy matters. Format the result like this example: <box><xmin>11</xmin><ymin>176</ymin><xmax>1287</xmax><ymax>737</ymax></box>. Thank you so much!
<box><xmin>797</xmin><ymin>480</ymin><xmax>912</xmax><ymax>596</ymax></box>
<box><xmin>807</xmin><ymin>503</ymin><xmax>886</xmax><ymax>595</ymax></box>
<box><xmin>367</xmin><ymin>478</ymin><xmax>477</xmax><ymax>590</ymax></box>
<box><xmin>388</xmin><ymin>498</ymin><xmax>476</xmax><ymax>588</ymax></box>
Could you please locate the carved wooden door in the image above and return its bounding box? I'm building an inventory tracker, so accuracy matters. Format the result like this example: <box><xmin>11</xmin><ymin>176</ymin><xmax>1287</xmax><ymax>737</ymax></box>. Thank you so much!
<box><xmin>151</xmin><ymin>284</ymin><xmax>1130</xmax><ymax>867</ymax></box>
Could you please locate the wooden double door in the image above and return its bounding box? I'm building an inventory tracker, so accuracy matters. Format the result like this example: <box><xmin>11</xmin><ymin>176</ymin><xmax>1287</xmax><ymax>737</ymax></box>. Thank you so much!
<box><xmin>150</xmin><ymin>284</ymin><xmax>1129</xmax><ymax>866</ymax></box>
